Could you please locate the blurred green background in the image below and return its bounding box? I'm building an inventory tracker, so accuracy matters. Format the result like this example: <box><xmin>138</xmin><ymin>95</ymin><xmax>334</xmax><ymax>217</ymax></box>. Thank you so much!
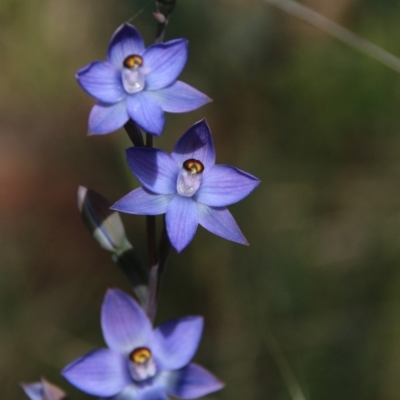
<box><xmin>2</xmin><ymin>0</ymin><xmax>400</xmax><ymax>398</ymax></box>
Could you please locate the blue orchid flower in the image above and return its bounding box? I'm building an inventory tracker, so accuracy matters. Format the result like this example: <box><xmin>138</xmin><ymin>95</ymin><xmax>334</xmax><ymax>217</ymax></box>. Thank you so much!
<box><xmin>76</xmin><ymin>23</ymin><xmax>211</xmax><ymax>136</ymax></box>
<box><xmin>21</xmin><ymin>379</ymin><xmax>66</xmax><ymax>400</ymax></box>
<box><xmin>111</xmin><ymin>119</ymin><xmax>260</xmax><ymax>252</ymax></box>
<box><xmin>62</xmin><ymin>288</ymin><xmax>223</xmax><ymax>399</ymax></box>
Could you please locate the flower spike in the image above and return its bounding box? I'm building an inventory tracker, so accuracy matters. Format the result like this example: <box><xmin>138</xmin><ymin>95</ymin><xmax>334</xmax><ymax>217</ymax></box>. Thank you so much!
<box><xmin>76</xmin><ymin>24</ymin><xmax>211</xmax><ymax>136</ymax></box>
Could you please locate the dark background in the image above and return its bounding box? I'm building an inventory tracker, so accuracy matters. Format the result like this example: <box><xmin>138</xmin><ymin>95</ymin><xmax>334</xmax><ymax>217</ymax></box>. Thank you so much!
<box><xmin>2</xmin><ymin>0</ymin><xmax>400</xmax><ymax>399</ymax></box>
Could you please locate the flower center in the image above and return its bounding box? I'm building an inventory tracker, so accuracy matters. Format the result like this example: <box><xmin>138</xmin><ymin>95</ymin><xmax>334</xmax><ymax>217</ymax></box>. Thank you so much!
<box><xmin>128</xmin><ymin>347</ymin><xmax>156</xmax><ymax>382</ymax></box>
<box><xmin>122</xmin><ymin>54</ymin><xmax>145</xmax><ymax>94</ymax></box>
<box><xmin>176</xmin><ymin>159</ymin><xmax>204</xmax><ymax>197</ymax></box>
<box><xmin>123</xmin><ymin>55</ymin><xmax>143</xmax><ymax>69</ymax></box>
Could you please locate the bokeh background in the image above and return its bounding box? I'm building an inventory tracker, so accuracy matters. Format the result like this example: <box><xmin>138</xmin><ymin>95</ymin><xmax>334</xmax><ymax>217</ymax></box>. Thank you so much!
<box><xmin>2</xmin><ymin>0</ymin><xmax>400</xmax><ymax>398</ymax></box>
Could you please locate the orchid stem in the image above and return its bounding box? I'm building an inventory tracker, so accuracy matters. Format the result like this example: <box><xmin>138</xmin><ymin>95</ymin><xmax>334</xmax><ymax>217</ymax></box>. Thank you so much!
<box><xmin>144</xmin><ymin>130</ymin><xmax>160</xmax><ymax>322</ymax></box>
<box><xmin>124</xmin><ymin>119</ymin><xmax>145</xmax><ymax>147</ymax></box>
<box><xmin>155</xmin><ymin>21</ymin><xmax>168</xmax><ymax>43</ymax></box>
<box><xmin>146</xmin><ymin>219</ymin><xmax>171</xmax><ymax>322</ymax></box>
<box><xmin>157</xmin><ymin>219</ymin><xmax>171</xmax><ymax>292</ymax></box>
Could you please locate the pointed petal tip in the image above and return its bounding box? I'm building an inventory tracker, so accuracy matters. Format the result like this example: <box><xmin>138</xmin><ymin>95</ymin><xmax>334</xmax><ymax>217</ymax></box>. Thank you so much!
<box><xmin>77</xmin><ymin>185</ymin><xmax>87</xmax><ymax>198</ymax></box>
<box><xmin>77</xmin><ymin>185</ymin><xmax>87</xmax><ymax>212</ymax></box>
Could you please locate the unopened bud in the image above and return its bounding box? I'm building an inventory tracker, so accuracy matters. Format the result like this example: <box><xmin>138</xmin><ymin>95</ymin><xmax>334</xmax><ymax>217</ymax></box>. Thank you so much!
<box><xmin>78</xmin><ymin>186</ymin><xmax>130</xmax><ymax>253</ymax></box>
<box><xmin>77</xmin><ymin>186</ymin><xmax>148</xmax><ymax>305</ymax></box>
<box><xmin>156</xmin><ymin>0</ymin><xmax>176</xmax><ymax>18</ymax></box>
<box><xmin>153</xmin><ymin>12</ymin><xmax>166</xmax><ymax>23</ymax></box>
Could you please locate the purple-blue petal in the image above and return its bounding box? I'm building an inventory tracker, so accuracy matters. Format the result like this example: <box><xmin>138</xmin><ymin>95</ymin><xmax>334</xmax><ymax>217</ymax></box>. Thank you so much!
<box><xmin>126</xmin><ymin>148</ymin><xmax>178</xmax><ymax>195</ymax></box>
<box><xmin>104</xmin><ymin>384</ymin><xmax>138</xmax><ymax>400</ymax></box>
<box><xmin>76</xmin><ymin>61</ymin><xmax>125</xmax><ymax>103</ymax></box>
<box><xmin>107</xmin><ymin>24</ymin><xmax>145</xmax><ymax>68</ymax></box>
<box><xmin>137</xmin><ymin>388</ymin><xmax>169</xmax><ymax>400</ymax></box>
<box><xmin>111</xmin><ymin>188</ymin><xmax>173</xmax><ymax>215</ymax></box>
<box><xmin>152</xmin><ymin>316</ymin><xmax>203</xmax><ymax>371</ymax></box>
<box><xmin>172</xmin><ymin>120</ymin><xmax>215</xmax><ymax>170</ymax></box>
<box><xmin>127</xmin><ymin>92</ymin><xmax>165</xmax><ymax>135</ymax></box>
<box><xmin>88</xmin><ymin>101</ymin><xmax>129</xmax><ymax>135</ymax></box>
<box><xmin>195</xmin><ymin>165</ymin><xmax>260</xmax><ymax>207</ymax></box>
<box><xmin>147</xmin><ymin>81</ymin><xmax>211</xmax><ymax>113</ymax></box>
<box><xmin>101</xmin><ymin>288</ymin><xmax>152</xmax><ymax>354</ymax></box>
<box><xmin>107</xmin><ymin>385</ymin><xmax>167</xmax><ymax>400</ymax></box>
<box><xmin>166</xmin><ymin>196</ymin><xmax>198</xmax><ymax>252</ymax></box>
<box><xmin>61</xmin><ymin>349</ymin><xmax>131</xmax><ymax>397</ymax></box>
<box><xmin>143</xmin><ymin>39</ymin><xmax>188</xmax><ymax>90</ymax></box>
<box><xmin>165</xmin><ymin>364</ymin><xmax>224</xmax><ymax>399</ymax></box>
<box><xmin>21</xmin><ymin>383</ymin><xmax>42</xmax><ymax>400</ymax></box>
<box><xmin>197</xmin><ymin>204</ymin><xmax>248</xmax><ymax>245</ymax></box>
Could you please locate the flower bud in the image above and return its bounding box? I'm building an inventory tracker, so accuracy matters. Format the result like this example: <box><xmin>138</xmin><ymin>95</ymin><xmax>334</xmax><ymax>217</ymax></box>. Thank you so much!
<box><xmin>77</xmin><ymin>186</ymin><xmax>148</xmax><ymax>305</ymax></box>
<box><xmin>78</xmin><ymin>186</ymin><xmax>130</xmax><ymax>253</ymax></box>
<box><xmin>156</xmin><ymin>0</ymin><xmax>176</xmax><ymax>18</ymax></box>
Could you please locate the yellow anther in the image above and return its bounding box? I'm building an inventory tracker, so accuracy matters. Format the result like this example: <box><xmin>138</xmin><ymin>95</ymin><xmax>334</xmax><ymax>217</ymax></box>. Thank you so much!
<box><xmin>183</xmin><ymin>159</ymin><xmax>204</xmax><ymax>174</ymax></box>
<box><xmin>123</xmin><ymin>55</ymin><xmax>143</xmax><ymax>69</ymax></box>
<box><xmin>130</xmin><ymin>347</ymin><xmax>152</xmax><ymax>364</ymax></box>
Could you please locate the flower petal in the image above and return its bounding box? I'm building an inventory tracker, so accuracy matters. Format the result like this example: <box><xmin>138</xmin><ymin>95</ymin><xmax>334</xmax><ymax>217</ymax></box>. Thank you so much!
<box><xmin>137</xmin><ymin>388</ymin><xmax>169</xmax><ymax>400</ymax></box>
<box><xmin>111</xmin><ymin>188</ymin><xmax>173</xmax><ymax>215</ymax></box>
<box><xmin>126</xmin><ymin>148</ymin><xmax>178</xmax><ymax>194</ymax></box>
<box><xmin>127</xmin><ymin>93</ymin><xmax>165</xmax><ymax>135</ymax></box>
<box><xmin>108</xmin><ymin>385</ymin><xmax>168</xmax><ymax>400</ymax></box>
<box><xmin>61</xmin><ymin>349</ymin><xmax>131</xmax><ymax>397</ymax></box>
<box><xmin>195</xmin><ymin>165</ymin><xmax>260</xmax><ymax>207</ymax></box>
<box><xmin>164</xmin><ymin>364</ymin><xmax>224</xmax><ymax>399</ymax></box>
<box><xmin>101</xmin><ymin>288</ymin><xmax>152</xmax><ymax>354</ymax></box>
<box><xmin>42</xmin><ymin>379</ymin><xmax>67</xmax><ymax>400</ymax></box>
<box><xmin>105</xmin><ymin>384</ymin><xmax>138</xmax><ymax>400</ymax></box>
<box><xmin>166</xmin><ymin>196</ymin><xmax>198</xmax><ymax>252</ymax></box>
<box><xmin>147</xmin><ymin>81</ymin><xmax>211</xmax><ymax>113</ymax></box>
<box><xmin>76</xmin><ymin>61</ymin><xmax>125</xmax><ymax>103</ymax></box>
<box><xmin>88</xmin><ymin>101</ymin><xmax>129</xmax><ymax>135</ymax></box>
<box><xmin>143</xmin><ymin>39</ymin><xmax>188</xmax><ymax>90</ymax></box>
<box><xmin>21</xmin><ymin>383</ymin><xmax>42</xmax><ymax>400</ymax></box>
<box><xmin>152</xmin><ymin>316</ymin><xmax>203</xmax><ymax>371</ymax></box>
<box><xmin>108</xmin><ymin>24</ymin><xmax>145</xmax><ymax>68</ymax></box>
<box><xmin>172</xmin><ymin>120</ymin><xmax>215</xmax><ymax>169</ymax></box>
<box><xmin>197</xmin><ymin>204</ymin><xmax>248</xmax><ymax>245</ymax></box>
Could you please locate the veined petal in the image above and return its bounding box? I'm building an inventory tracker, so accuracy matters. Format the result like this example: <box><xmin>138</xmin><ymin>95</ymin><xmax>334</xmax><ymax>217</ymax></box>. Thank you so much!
<box><xmin>101</xmin><ymin>288</ymin><xmax>152</xmax><ymax>354</ymax></box>
<box><xmin>197</xmin><ymin>204</ymin><xmax>248</xmax><ymax>245</ymax></box>
<box><xmin>88</xmin><ymin>101</ymin><xmax>129</xmax><ymax>135</ymax></box>
<box><xmin>111</xmin><ymin>188</ymin><xmax>173</xmax><ymax>215</ymax></box>
<box><xmin>148</xmin><ymin>81</ymin><xmax>211</xmax><ymax>113</ymax></box>
<box><xmin>76</xmin><ymin>61</ymin><xmax>125</xmax><ymax>103</ymax></box>
<box><xmin>152</xmin><ymin>316</ymin><xmax>203</xmax><ymax>371</ymax></box>
<box><xmin>105</xmin><ymin>384</ymin><xmax>137</xmax><ymax>400</ymax></box>
<box><xmin>109</xmin><ymin>385</ymin><xmax>167</xmax><ymax>400</ymax></box>
<box><xmin>166</xmin><ymin>196</ymin><xmax>198</xmax><ymax>252</ymax></box>
<box><xmin>143</xmin><ymin>39</ymin><xmax>188</xmax><ymax>90</ymax></box>
<box><xmin>127</xmin><ymin>93</ymin><xmax>165</xmax><ymax>135</ymax></box>
<box><xmin>196</xmin><ymin>165</ymin><xmax>260</xmax><ymax>207</ymax></box>
<box><xmin>61</xmin><ymin>349</ymin><xmax>131</xmax><ymax>397</ymax></box>
<box><xmin>21</xmin><ymin>383</ymin><xmax>42</xmax><ymax>400</ymax></box>
<box><xmin>172</xmin><ymin>120</ymin><xmax>215</xmax><ymax>170</ymax></box>
<box><xmin>108</xmin><ymin>24</ymin><xmax>145</xmax><ymax>68</ymax></box>
<box><xmin>137</xmin><ymin>388</ymin><xmax>168</xmax><ymax>400</ymax></box>
<box><xmin>126</xmin><ymin>148</ymin><xmax>178</xmax><ymax>194</ymax></box>
<box><xmin>164</xmin><ymin>364</ymin><xmax>224</xmax><ymax>399</ymax></box>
